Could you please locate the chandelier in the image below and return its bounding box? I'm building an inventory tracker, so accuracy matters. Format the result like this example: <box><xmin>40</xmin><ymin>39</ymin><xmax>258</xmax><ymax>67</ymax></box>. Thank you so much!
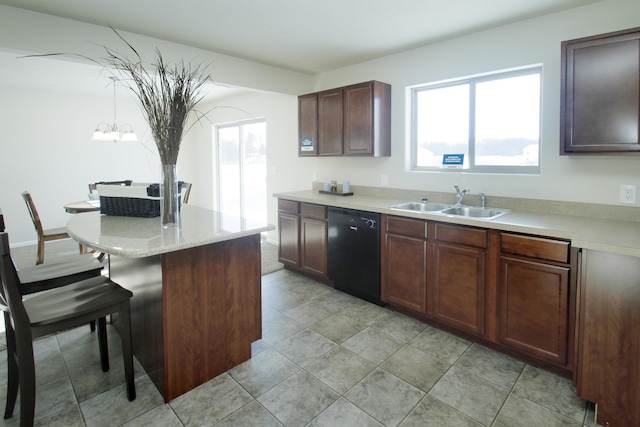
<box><xmin>92</xmin><ymin>77</ymin><xmax>137</xmax><ymax>142</ymax></box>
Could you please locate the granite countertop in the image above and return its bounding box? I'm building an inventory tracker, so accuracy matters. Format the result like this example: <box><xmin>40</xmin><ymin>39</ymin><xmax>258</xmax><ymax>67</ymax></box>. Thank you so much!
<box><xmin>67</xmin><ymin>204</ymin><xmax>274</xmax><ymax>258</ymax></box>
<box><xmin>274</xmin><ymin>189</ymin><xmax>640</xmax><ymax>258</ymax></box>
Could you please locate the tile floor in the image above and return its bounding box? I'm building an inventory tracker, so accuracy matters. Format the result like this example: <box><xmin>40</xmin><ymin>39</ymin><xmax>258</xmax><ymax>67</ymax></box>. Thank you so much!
<box><xmin>0</xmin><ymin>268</ymin><xmax>599</xmax><ymax>426</ymax></box>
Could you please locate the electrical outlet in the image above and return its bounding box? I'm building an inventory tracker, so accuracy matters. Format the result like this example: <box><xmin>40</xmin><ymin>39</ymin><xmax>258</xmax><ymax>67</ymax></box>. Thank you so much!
<box><xmin>620</xmin><ymin>184</ymin><xmax>637</xmax><ymax>204</ymax></box>
<box><xmin>381</xmin><ymin>174</ymin><xmax>389</xmax><ymax>186</ymax></box>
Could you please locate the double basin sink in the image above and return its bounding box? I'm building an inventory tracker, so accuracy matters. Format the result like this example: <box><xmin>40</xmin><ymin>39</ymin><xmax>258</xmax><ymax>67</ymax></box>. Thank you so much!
<box><xmin>389</xmin><ymin>201</ymin><xmax>509</xmax><ymax>220</ymax></box>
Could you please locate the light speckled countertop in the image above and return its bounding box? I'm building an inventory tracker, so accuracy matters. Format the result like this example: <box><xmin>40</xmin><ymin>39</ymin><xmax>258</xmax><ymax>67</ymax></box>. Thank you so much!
<box><xmin>67</xmin><ymin>205</ymin><xmax>274</xmax><ymax>258</ymax></box>
<box><xmin>274</xmin><ymin>189</ymin><xmax>640</xmax><ymax>258</ymax></box>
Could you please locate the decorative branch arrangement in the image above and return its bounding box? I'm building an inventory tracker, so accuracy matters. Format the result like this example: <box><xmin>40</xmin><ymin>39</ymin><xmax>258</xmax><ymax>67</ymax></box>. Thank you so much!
<box><xmin>102</xmin><ymin>30</ymin><xmax>212</xmax><ymax>165</ymax></box>
<box><xmin>27</xmin><ymin>27</ymin><xmax>213</xmax><ymax>166</ymax></box>
<box><xmin>24</xmin><ymin>28</ymin><xmax>216</xmax><ymax>225</ymax></box>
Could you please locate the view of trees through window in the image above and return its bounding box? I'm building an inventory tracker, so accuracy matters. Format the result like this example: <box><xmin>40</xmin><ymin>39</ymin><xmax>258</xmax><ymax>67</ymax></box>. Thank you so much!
<box><xmin>412</xmin><ymin>68</ymin><xmax>541</xmax><ymax>173</ymax></box>
<box><xmin>216</xmin><ymin>119</ymin><xmax>267</xmax><ymax>226</ymax></box>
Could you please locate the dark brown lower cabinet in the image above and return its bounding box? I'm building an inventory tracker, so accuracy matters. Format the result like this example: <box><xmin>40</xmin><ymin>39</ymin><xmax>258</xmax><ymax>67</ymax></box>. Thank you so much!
<box><xmin>576</xmin><ymin>249</ymin><xmax>640</xmax><ymax>426</ymax></box>
<box><xmin>381</xmin><ymin>216</ymin><xmax>428</xmax><ymax>313</ymax></box>
<box><xmin>498</xmin><ymin>232</ymin><xmax>574</xmax><ymax>368</ymax></box>
<box><xmin>429</xmin><ymin>223</ymin><xmax>488</xmax><ymax>337</ymax></box>
<box><xmin>499</xmin><ymin>256</ymin><xmax>569</xmax><ymax>365</ymax></box>
<box><xmin>277</xmin><ymin>199</ymin><xmax>328</xmax><ymax>282</ymax></box>
<box><xmin>381</xmin><ymin>219</ymin><xmax>577</xmax><ymax>372</ymax></box>
<box><xmin>431</xmin><ymin>239</ymin><xmax>486</xmax><ymax>337</ymax></box>
<box><xmin>300</xmin><ymin>214</ymin><xmax>328</xmax><ymax>279</ymax></box>
<box><xmin>278</xmin><ymin>200</ymin><xmax>300</xmax><ymax>268</ymax></box>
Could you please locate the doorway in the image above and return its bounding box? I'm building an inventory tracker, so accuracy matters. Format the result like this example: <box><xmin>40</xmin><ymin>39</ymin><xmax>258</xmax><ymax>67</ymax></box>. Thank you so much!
<box><xmin>215</xmin><ymin>119</ymin><xmax>267</xmax><ymax>224</ymax></box>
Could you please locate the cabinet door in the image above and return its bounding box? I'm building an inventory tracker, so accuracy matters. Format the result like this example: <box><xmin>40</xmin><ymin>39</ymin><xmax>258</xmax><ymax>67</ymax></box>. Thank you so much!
<box><xmin>298</xmin><ymin>93</ymin><xmax>318</xmax><ymax>156</ymax></box>
<box><xmin>577</xmin><ymin>250</ymin><xmax>640</xmax><ymax>426</ymax></box>
<box><xmin>561</xmin><ymin>29</ymin><xmax>640</xmax><ymax>153</ymax></box>
<box><xmin>498</xmin><ymin>256</ymin><xmax>569</xmax><ymax>365</ymax></box>
<box><xmin>381</xmin><ymin>233</ymin><xmax>427</xmax><ymax>313</ymax></box>
<box><xmin>344</xmin><ymin>82</ymin><xmax>373</xmax><ymax>155</ymax></box>
<box><xmin>431</xmin><ymin>242</ymin><xmax>485</xmax><ymax>336</ymax></box>
<box><xmin>318</xmin><ymin>88</ymin><xmax>343</xmax><ymax>155</ymax></box>
<box><xmin>344</xmin><ymin>81</ymin><xmax>391</xmax><ymax>156</ymax></box>
<box><xmin>300</xmin><ymin>216</ymin><xmax>327</xmax><ymax>279</ymax></box>
<box><xmin>278</xmin><ymin>212</ymin><xmax>300</xmax><ymax>267</ymax></box>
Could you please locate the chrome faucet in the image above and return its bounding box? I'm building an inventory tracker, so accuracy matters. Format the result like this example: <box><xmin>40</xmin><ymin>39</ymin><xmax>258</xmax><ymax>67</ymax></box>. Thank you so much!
<box><xmin>454</xmin><ymin>185</ymin><xmax>469</xmax><ymax>206</ymax></box>
<box><xmin>479</xmin><ymin>192</ymin><xmax>486</xmax><ymax>209</ymax></box>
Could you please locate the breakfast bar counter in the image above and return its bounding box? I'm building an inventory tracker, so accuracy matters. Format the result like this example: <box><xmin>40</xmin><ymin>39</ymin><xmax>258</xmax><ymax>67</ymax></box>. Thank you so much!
<box><xmin>67</xmin><ymin>205</ymin><xmax>274</xmax><ymax>402</ymax></box>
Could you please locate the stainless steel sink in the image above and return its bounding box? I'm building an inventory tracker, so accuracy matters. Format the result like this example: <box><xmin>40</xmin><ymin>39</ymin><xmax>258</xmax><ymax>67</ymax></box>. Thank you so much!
<box><xmin>389</xmin><ymin>201</ymin><xmax>451</xmax><ymax>212</ymax></box>
<box><xmin>389</xmin><ymin>201</ymin><xmax>509</xmax><ymax>221</ymax></box>
<box><xmin>440</xmin><ymin>206</ymin><xmax>509</xmax><ymax>220</ymax></box>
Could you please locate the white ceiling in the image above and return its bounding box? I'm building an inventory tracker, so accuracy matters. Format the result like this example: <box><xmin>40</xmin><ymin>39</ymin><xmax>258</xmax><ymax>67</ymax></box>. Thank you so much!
<box><xmin>0</xmin><ymin>0</ymin><xmax>600</xmax><ymax>97</ymax></box>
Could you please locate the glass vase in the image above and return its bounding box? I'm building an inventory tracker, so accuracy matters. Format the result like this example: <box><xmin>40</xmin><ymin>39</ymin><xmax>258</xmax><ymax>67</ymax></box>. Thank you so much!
<box><xmin>160</xmin><ymin>163</ymin><xmax>180</xmax><ymax>227</ymax></box>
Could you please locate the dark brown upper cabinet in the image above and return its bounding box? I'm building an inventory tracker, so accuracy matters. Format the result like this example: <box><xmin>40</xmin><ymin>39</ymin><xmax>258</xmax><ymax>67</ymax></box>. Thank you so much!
<box><xmin>298</xmin><ymin>93</ymin><xmax>318</xmax><ymax>156</ymax></box>
<box><xmin>561</xmin><ymin>27</ymin><xmax>640</xmax><ymax>154</ymax></box>
<box><xmin>298</xmin><ymin>80</ymin><xmax>391</xmax><ymax>157</ymax></box>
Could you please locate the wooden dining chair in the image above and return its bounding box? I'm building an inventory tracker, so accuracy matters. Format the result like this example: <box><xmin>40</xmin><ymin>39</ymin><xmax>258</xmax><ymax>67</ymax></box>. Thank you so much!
<box><xmin>1</xmin><ymin>211</ymin><xmax>104</xmax><ymax>333</ymax></box>
<box><xmin>22</xmin><ymin>191</ymin><xmax>79</xmax><ymax>265</ymax></box>
<box><xmin>181</xmin><ymin>182</ymin><xmax>192</xmax><ymax>204</ymax></box>
<box><xmin>1</xmin><ymin>211</ymin><xmax>104</xmax><ymax>291</ymax></box>
<box><xmin>0</xmin><ymin>231</ymin><xmax>136</xmax><ymax>427</ymax></box>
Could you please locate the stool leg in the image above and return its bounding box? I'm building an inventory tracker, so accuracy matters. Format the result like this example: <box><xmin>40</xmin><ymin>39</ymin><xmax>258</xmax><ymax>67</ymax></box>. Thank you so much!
<box><xmin>16</xmin><ymin>335</ymin><xmax>36</xmax><ymax>427</ymax></box>
<box><xmin>120</xmin><ymin>301</ymin><xmax>136</xmax><ymax>401</ymax></box>
<box><xmin>3</xmin><ymin>316</ymin><xmax>18</xmax><ymax>419</ymax></box>
<box><xmin>97</xmin><ymin>317</ymin><xmax>109</xmax><ymax>372</ymax></box>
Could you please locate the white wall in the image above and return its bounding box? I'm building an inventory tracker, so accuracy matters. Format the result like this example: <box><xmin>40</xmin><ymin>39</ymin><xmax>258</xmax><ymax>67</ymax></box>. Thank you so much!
<box><xmin>308</xmin><ymin>0</ymin><xmax>640</xmax><ymax>206</ymax></box>
<box><xmin>0</xmin><ymin>84</ymin><xmax>159</xmax><ymax>244</ymax></box>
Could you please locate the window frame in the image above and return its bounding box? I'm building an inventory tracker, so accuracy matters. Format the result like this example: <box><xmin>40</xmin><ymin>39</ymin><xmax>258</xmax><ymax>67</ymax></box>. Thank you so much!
<box><xmin>410</xmin><ymin>66</ymin><xmax>542</xmax><ymax>174</ymax></box>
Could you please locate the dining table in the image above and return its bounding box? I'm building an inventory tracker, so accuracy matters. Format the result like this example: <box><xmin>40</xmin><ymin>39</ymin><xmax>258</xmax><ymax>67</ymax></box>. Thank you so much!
<box><xmin>64</xmin><ymin>200</ymin><xmax>100</xmax><ymax>214</ymax></box>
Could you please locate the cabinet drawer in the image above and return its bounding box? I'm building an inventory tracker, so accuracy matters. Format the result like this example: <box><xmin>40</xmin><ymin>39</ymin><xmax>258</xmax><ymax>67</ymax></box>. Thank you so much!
<box><xmin>386</xmin><ymin>216</ymin><xmax>427</xmax><ymax>238</ymax></box>
<box><xmin>278</xmin><ymin>199</ymin><xmax>299</xmax><ymax>214</ymax></box>
<box><xmin>301</xmin><ymin>203</ymin><xmax>327</xmax><ymax>219</ymax></box>
<box><xmin>501</xmin><ymin>233</ymin><xmax>570</xmax><ymax>264</ymax></box>
<box><xmin>434</xmin><ymin>223</ymin><xmax>487</xmax><ymax>248</ymax></box>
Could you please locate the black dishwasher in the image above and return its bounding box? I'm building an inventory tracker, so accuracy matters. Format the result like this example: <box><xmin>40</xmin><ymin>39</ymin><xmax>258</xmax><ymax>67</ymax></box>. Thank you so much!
<box><xmin>328</xmin><ymin>207</ymin><xmax>384</xmax><ymax>306</ymax></box>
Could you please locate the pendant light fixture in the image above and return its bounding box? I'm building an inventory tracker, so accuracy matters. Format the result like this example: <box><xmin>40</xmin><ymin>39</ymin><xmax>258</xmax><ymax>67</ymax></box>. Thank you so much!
<box><xmin>92</xmin><ymin>77</ymin><xmax>137</xmax><ymax>142</ymax></box>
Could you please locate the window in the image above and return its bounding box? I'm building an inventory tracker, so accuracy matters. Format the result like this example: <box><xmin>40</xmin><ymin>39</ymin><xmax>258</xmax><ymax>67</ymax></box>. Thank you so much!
<box><xmin>411</xmin><ymin>67</ymin><xmax>541</xmax><ymax>173</ymax></box>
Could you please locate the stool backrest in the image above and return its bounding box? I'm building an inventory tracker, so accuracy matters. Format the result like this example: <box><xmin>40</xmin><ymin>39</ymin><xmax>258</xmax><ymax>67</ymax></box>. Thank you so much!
<box><xmin>181</xmin><ymin>182</ymin><xmax>192</xmax><ymax>204</ymax></box>
<box><xmin>0</xmin><ymin>232</ymin><xmax>30</xmax><ymax>333</ymax></box>
<box><xmin>21</xmin><ymin>192</ymin><xmax>43</xmax><ymax>237</ymax></box>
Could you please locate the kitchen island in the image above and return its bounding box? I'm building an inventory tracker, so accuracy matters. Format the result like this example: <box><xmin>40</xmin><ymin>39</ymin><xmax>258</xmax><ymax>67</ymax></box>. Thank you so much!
<box><xmin>67</xmin><ymin>205</ymin><xmax>274</xmax><ymax>402</ymax></box>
